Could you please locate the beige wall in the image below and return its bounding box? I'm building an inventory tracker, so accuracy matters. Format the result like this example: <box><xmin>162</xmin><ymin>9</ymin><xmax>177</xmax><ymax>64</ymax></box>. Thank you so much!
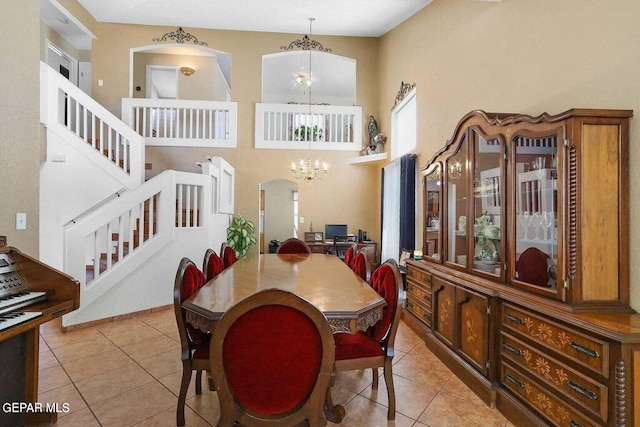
<box><xmin>0</xmin><ymin>0</ymin><xmax>41</xmax><ymax>255</ymax></box>
<box><xmin>378</xmin><ymin>0</ymin><xmax>640</xmax><ymax>309</ymax></box>
<box><xmin>89</xmin><ymin>24</ymin><xmax>382</xmax><ymax>249</ymax></box>
<box><xmin>133</xmin><ymin>52</ymin><xmax>220</xmax><ymax>100</ymax></box>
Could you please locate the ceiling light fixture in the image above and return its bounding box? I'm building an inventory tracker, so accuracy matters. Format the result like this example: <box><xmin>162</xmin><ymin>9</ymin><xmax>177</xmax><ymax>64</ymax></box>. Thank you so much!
<box><xmin>180</xmin><ymin>66</ymin><xmax>195</xmax><ymax>76</ymax></box>
<box><xmin>290</xmin><ymin>18</ymin><xmax>328</xmax><ymax>181</ymax></box>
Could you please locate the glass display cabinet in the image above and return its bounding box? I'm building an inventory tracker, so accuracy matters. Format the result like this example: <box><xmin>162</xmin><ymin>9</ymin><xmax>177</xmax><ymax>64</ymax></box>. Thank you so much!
<box><xmin>420</xmin><ymin>109</ymin><xmax>631</xmax><ymax>308</ymax></box>
<box><xmin>408</xmin><ymin>109</ymin><xmax>640</xmax><ymax>427</ymax></box>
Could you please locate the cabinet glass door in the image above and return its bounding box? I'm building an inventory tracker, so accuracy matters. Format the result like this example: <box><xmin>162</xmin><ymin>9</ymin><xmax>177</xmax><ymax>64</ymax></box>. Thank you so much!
<box><xmin>472</xmin><ymin>130</ymin><xmax>503</xmax><ymax>277</ymax></box>
<box><xmin>513</xmin><ymin>132</ymin><xmax>559</xmax><ymax>292</ymax></box>
<box><xmin>446</xmin><ymin>137</ymin><xmax>468</xmax><ymax>266</ymax></box>
<box><xmin>423</xmin><ymin>163</ymin><xmax>442</xmax><ymax>260</ymax></box>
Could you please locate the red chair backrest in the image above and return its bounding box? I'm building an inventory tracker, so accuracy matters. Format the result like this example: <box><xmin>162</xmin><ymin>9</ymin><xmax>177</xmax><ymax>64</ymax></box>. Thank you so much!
<box><xmin>276</xmin><ymin>238</ymin><xmax>312</xmax><ymax>254</ymax></box>
<box><xmin>516</xmin><ymin>247</ymin><xmax>550</xmax><ymax>287</ymax></box>
<box><xmin>350</xmin><ymin>252</ymin><xmax>368</xmax><ymax>282</ymax></box>
<box><xmin>343</xmin><ymin>246</ymin><xmax>355</xmax><ymax>266</ymax></box>
<box><xmin>222</xmin><ymin>305</ymin><xmax>323</xmax><ymax>414</ymax></box>
<box><xmin>174</xmin><ymin>258</ymin><xmax>207</xmax><ymax>346</ymax></box>
<box><xmin>204</xmin><ymin>249</ymin><xmax>225</xmax><ymax>281</ymax></box>
<box><xmin>368</xmin><ymin>263</ymin><xmax>399</xmax><ymax>342</ymax></box>
<box><xmin>222</xmin><ymin>245</ymin><xmax>237</xmax><ymax>268</ymax></box>
<box><xmin>211</xmin><ymin>289</ymin><xmax>334</xmax><ymax>423</ymax></box>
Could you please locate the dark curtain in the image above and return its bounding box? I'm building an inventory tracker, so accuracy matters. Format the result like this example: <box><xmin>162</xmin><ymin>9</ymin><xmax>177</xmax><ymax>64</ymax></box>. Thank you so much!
<box><xmin>399</xmin><ymin>154</ymin><xmax>417</xmax><ymax>256</ymax></box>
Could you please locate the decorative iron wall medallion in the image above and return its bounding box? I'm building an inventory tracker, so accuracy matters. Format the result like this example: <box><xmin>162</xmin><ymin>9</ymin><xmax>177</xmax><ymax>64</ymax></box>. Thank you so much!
<box><xmin>392</xmin><ymin>81</ymin><xmax>416</xmax><ymax>110</ymax></box>
<box><xmin>153</xmin><ymin>27</ymin><xmax>208</xmax><ymax>46</ymax></box>
<box><xmin>281</xmin><ymin>34</ymin><xmax>332</xmax><ymax>52</ymax></box>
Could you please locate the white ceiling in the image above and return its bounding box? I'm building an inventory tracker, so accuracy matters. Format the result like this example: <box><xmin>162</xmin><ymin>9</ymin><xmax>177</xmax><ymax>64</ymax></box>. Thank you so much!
<box><xmin>41</xmin><ymin>0</ymin><xmax>434</xmax><ymax>50</ymax></box>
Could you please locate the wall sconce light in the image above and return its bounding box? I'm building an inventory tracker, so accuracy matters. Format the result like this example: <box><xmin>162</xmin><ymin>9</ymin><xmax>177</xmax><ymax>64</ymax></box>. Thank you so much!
<box><xmin>448</xmin><ymin>161</ymin><xmax>462</xmax><ymax>180</ymax></box>
<box><xmin>180</xmin><ymin>66</ymin><xmax>195</xmax><ymax>76</ymax></box>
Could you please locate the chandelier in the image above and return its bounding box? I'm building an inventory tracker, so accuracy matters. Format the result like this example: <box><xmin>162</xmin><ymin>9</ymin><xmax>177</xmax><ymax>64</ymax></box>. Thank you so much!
<box><xmin>291</xmin><ymin>158</ymin><xmax>328</xmax><ymax>180</ymax></box>
<box><xmin>288</xmin><ymin>18</ymin><xmax>328</xmax><ymax>181</ymax></box>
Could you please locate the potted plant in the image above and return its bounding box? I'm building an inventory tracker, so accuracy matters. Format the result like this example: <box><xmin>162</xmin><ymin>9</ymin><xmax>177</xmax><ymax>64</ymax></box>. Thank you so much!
<box><xmin>294</xmin><ymin>124</ymin><xmax>323</xmax><ymax>141</ymax></box>
<box><xmin>226</xmin><ymin>214</ymin><xmax>257</xmax><ymax>258</ymax></box>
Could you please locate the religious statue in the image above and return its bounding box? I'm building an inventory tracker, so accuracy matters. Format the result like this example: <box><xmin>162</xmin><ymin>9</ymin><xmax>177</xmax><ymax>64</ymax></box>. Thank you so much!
<box><xmin>367</xmin><ymin>115</ymin><xmax>379</xmax><ymax>144</ymax></box>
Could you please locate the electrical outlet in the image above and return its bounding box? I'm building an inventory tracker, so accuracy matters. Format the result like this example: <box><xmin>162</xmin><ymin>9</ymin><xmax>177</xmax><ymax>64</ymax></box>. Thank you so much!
<box><xmin>16</xmin><ymin>213</ymin><xmax>26</xmax><ymax>230</ymax></box>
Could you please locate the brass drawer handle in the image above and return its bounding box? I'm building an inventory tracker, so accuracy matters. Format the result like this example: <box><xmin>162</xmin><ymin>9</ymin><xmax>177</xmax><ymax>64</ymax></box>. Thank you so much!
<box><xmin>423</xmin><ymin>276</ymin><xmax>432</xmax><ymax>284</ymax></box>
<box><xmin>503</xmin><ymin>343</ymin><xmax>524</xmax><ymax>356</ymax></box>
<box><xmin>407</xmin><ymin>284</ymin><xmax>413</xmax><ymax>292</ymax></box>
<box><xmin>423</xmin><ymin>294</ymin><xmax>432</xmax><ymax>302</ymax></box>
<box><xmin>505</xmin><ymin>373</ymin><xmax>525</xmax><ymax>388</ymax></box>
<box><xmin>569</xmin><ymin>420</ymin><xmax>583</xmax><ymax>427</ymax></box>
<box><xmin>569</xmin><ymin>341</ymin><xmax>600</xmax><ymax>359</ymax></box>
<box><xmin>505</xmin><ymin>314</ymin><xmax>525</xmax><ymax>325</ymax></box>
<box><xmin>567</xmin><ymin>380</ymin><xmax>598</xmax><ymax>401</ymax></box>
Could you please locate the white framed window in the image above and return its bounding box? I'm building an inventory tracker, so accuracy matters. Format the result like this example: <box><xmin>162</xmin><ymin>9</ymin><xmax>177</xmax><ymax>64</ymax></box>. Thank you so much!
<box><xmin>391</xmin><ymin>88</ymin><xmax>417</xmax><ymax>159</ymax></box>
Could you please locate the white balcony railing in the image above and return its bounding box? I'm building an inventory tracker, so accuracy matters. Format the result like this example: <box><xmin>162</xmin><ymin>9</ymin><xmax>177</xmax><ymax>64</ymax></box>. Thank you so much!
<box><xmin>255</xmin><ymin>103</ymin><xmax>362</xmax><ymax>151</ymax></box>
<box><xmin>122</xmin><ymin>98</ymin><xmax>237</xmax><ymax>148</ymax></box>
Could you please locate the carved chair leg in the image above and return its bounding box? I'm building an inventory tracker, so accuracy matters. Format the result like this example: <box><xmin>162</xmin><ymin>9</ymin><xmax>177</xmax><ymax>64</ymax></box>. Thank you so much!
<box><xmin>383</xmin><ymin>358</ymin><xmax>395</xmax><ymax>420</ymax></box>
<box><xmin>195</xmin><ymin>370</ymin><xmax>203</xmax><ymax>395</ymax></box>
<box><xmin>371</xmin><ymin>367</ymin><xmax>379</xmax><ymax>389</ymax></box>
<box><xmin>177</xmin><ymin>362</ymin><xmax>192</xmax><ymax>426</ymax></box>
<box><xmin>324</xmin><ymin>370</ymin><xmax>346</xmax><ymax>423</ymax></box>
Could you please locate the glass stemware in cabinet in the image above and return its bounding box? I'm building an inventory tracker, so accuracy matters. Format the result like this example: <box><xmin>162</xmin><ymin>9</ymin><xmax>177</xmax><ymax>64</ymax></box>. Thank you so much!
<box><xmin>519</xmin><ymin>211</ymin><xmax>530</xmax><ymax>240</ymax></box>
<box><xmin>541</xmin><ymin>211</ymin><xmax>554</xmax><ymax>241</ymax></box>
<box><xmin>531</xmin><ymin>212</ymin><xmax>541</xmax><ymax>240</ymax></box>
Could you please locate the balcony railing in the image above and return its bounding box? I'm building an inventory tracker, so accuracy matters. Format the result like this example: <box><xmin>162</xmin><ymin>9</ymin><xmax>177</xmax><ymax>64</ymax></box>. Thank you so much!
<box><xmin>255</xmin><ymin>103</ymin><xmax>362</xmax><ymax>151</ymax></box>
<box><xmin>121</xmin><ymin>98</ymin><xmax>237</xmax><ymax>148</ymax></box>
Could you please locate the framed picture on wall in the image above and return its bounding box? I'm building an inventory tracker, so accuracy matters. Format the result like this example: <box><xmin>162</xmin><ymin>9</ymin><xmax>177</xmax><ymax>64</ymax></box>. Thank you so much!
<box><xmin>304</xmin><ymin>232</ymin><xmax>323</xmax><ymax>242</ymax></box>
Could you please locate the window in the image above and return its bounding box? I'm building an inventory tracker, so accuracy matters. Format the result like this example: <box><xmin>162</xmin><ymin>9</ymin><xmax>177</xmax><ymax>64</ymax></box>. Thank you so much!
<box><xmin>391</xmin><ymin>88</ymin><xmax>417</xmax><ymax>159</ymax></box>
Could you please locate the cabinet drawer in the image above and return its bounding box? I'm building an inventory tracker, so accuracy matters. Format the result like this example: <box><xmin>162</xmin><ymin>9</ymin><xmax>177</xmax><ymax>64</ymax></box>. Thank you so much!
<box><xmin>502</xmin><ymin>304</ymin><xmax>608</xmax><ymax>377</ymax></box>
<box><xmin>406</xmin><ymin>281</ymin><xmax>432</xmax><ymax>308</ymax></box>
<box><xmin>406</xmin><ymin>267</ymin><xmax>432</xmax><ymax>289</ymax></box>
<box><xmin>501</xmin><ymin>332</ymin><xmax>608</xmax><ymax>422</ymax></box>
<box><xmin>501</xmin><ymin>361</ymin><xmax>599</xmax><ymax>427</ymax></box>
<box><xmin>406</xmin><ymin>299</ymin><xmax>431</xmax><ymax>328</ymax></box>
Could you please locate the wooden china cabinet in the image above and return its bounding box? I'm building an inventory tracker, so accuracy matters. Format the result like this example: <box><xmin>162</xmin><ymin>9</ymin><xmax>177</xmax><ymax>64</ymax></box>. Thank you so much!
<box><xmin>403</xmin><ymin>109</ymin><xmax>640</xmax><ymax>427</ymax></box>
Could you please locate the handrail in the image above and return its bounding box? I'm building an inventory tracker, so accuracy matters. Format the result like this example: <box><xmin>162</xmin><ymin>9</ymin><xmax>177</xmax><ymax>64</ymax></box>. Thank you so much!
<box><xmin>121</xmin><ymin>98</ymin><xmax>238</xmax><ymax>148</ymax></box>
<box><xmin>40</xmin><ymin>62</ymin><xmax>145</xmax><ymax>189</ymax></box>
<box><xmin>63</xmin><ymin>169</ymin><xmax>212</xmax><ymax>309</ymax></box>
<box><xmin>255</xmin><ymin>103</ymin><xmax>362</xmax><ymax>151</ymax></box>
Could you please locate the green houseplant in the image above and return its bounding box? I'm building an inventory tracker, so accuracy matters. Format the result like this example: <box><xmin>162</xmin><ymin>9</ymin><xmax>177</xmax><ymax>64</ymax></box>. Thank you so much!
<box><xmin>226</xmin><ymin>214</ymin><xmax>257</xmax><ymax>258</ymax></box>
<box><xmin>294</xmin><ymin>124</ymin><xmax>323</xmax><ymax>141</ymax></box>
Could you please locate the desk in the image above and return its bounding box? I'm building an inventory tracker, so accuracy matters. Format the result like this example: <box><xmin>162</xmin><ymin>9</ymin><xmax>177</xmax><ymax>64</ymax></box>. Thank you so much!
<box><xmin>183</xmin><ymin>253</ymin><xmax>385</xmax><ymax>423</ymax></box>
<box><xmin>184</xmin><ymin>253</ymin><xmax>385</xmax><ymax>333</ymax></box>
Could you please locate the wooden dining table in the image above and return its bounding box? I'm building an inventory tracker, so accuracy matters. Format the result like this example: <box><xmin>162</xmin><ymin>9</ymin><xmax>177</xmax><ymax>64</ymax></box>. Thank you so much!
<box><xmin>182</xmin><ymin>252</ymin><xmax>386</xmax><ymax>423</ymax></box>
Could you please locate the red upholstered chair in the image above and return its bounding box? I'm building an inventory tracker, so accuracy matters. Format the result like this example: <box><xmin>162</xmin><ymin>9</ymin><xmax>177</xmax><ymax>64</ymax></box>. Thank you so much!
<box><xmin>210</xmin><ymin>289</ymin><xmax>335</xmax><ymax>427</ymax></box>
<box><xmin>276</xmin><ymin>237</ymin><xmax>312</xmax><ymax>254</ymax></box>
<box><xmin>220</xmin><ymin>242</ymin><xmax>237</xmax><ymax>268</ymax></box>
<box><xmin>349</xmin><ymin>248</ymin><xmax>370</xmax><ymax>282</ymax></box>
<box><xmin>173</xmin><ymin>257</ymin><xmax>213</xmax><ymax>426</ymax></box>
<box><xmin>203</xmin><ymin>248</ymin><xmax>225</xmax><ymax>281</ymax></box>
<box><xmin>341</xmin><ymin>242</ymin><xmax>358</xmax><ymax>266</ymax></box>
<box><xmin>331</xmin><ymin>259</ymin><xmax>403</xmax><ymax>420</ymax></box>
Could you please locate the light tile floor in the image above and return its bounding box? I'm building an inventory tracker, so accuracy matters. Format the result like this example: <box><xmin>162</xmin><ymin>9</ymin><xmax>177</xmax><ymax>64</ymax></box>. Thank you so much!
<box><xmin>38</xmin><ymin>309</ymin><xmax>517</xmax><ymax>426</ymax></box>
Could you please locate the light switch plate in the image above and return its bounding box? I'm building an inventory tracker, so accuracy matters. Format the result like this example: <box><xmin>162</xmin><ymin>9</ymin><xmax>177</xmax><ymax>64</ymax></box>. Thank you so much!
<box><xmin>16</xmin><ymin>213</ymin><xmax>26</xmax><ymax>230</ymax></box>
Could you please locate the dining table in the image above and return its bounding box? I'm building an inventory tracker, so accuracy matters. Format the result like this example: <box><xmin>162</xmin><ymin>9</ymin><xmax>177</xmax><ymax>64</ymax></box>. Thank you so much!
<box><xmin>182</xmin><ymin>252</ymin><xmax>387</xmax><ymax>423</ymax></box>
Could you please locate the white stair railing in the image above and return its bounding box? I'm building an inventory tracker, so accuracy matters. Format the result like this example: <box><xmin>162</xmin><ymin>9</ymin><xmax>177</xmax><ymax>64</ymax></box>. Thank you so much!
<box><xmin>122</xmin><ymin>98</ymin><xmax>238</xmax><ymax>148</ymax></box>
<box><xmin>63</xmin><ymin>168</ymin><xmax>216</xmax><ymax>311</ymax></box>
<box><xmin>40</xmin><ymin>62</ymin><xmax>145</xmax><ymax>189</ymax></box>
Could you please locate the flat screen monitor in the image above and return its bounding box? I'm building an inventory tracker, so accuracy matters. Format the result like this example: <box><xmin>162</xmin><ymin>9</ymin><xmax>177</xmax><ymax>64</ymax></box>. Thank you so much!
<box><xmin>325</xmin><ymin>224</ymin><xmax>348</xmax><ymax>241</ymax></box>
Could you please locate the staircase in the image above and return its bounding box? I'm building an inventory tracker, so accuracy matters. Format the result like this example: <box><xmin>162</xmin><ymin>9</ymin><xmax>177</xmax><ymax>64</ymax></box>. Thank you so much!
<box><xmin>39</xmin><ymin>62</ymin><xmax>233</xmax><ymax>328</ymax></box>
